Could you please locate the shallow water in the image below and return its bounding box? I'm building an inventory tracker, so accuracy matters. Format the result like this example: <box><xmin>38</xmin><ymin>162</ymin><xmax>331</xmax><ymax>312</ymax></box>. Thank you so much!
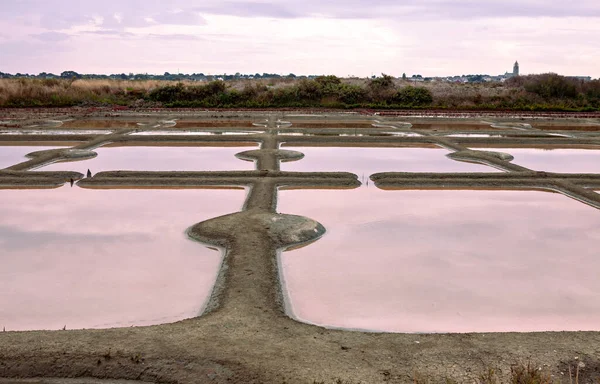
<box><xmin>279</xmin><ymin>147</ymin><xmax>499</xmax><ymax>175</ymax></box>
<box><xmin>0</xmin><ymin>187</ymin><xmax>245</xmax><ymax>331</ymax></box>
<box><xmin>130</xmin><ymin>131</ymin><xmax>261</xmax><ymax>136</ymax></box>
<box><xmin>279</xmin><ymin>188</ymin><xmax>600</xmax><ymax>333</ymax></box>
<box><xmin>483</xmin><ymin>148</ymin><xmax>600</xmax><ymax>173</ymax></box>
<box><xmin>61</xmin><ymin>120</ymin><xmax>145</xmax><ymax>129</ymax></box>
<box><xmin>0</xmin><ymin>130</ymin><xmax>111</xmax><ymax>135</ymax></box>
<box><xmin>40</xmin><ymin>146</ymin><xmax>258</xmax><ymax>173</ymax></box>
<box><xmin>0</xmin><ymin>146</ymin><xmax>64</xmax><ymax>169</ymax></box>
<box><xmin>445</xmin><ymin>133</ymin><xmax>504</xmax><ymax>138</ymax></box>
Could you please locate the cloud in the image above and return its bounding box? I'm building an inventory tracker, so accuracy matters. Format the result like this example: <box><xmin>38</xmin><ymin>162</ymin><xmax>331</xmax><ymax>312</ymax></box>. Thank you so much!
<box><xmin>0</xmin><ymin>225</ymin><xmax>150</xmax><ymax>251</ymax></box>
<box><xmin>147</xmin><ymin>33</ymin><xmax>205</xmax><ymax>41</ymax></box>
<box><xmin>192</xmin><ymin>2</ymin><xmax>299</xmax><ymax>19</ymax></box>
<box><xmin>81</xmin><ymin>30</ymin><xmax>136</xmax><ymax>38</ymax></box>
<box><xmin>30</xmin><ymin>31</ymin><xmax>71</xmax><ymax>42</ymax></box>
<box><xmin>0</xmin><ymin>0</ymin><xmax>598</xmax><ymax>77</ymax></box>
<box><xmin>194</xmin><ymin>0</ymin><xmax>600</xmax><ymax>20</ymax></box>
<box><xmin>2</xmin><ymin>1</ymin><xmax>209</xmax><ymax>30</ymax></box>
<box><xmin>151</xmin><ymin>10</ymin><xmax>207</xmax><ymax>25</ymax></box>
<box><xmin>3</xmin><ymin>0</ymin><xmax>599</xmax><ymax>30</ymax></box>
<box><xmin>80</xmin><ymin>29</ymin><xmax>203</xmax><ymax>41</ymax></box>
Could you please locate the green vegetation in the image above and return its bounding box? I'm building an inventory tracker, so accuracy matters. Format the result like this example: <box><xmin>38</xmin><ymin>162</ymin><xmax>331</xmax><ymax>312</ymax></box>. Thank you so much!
<box><xmin>1</xmin><ymin>74</ymin><xmax>599</xmax><ymax>111</ymax></box>
<box><xmin>144</xmin><ymin>74</ymin><xmax>435</xmax><ymax>108</ymax></box>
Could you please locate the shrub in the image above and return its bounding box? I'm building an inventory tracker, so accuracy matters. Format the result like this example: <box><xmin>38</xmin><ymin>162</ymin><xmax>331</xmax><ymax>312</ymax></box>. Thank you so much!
<box><xmin>314</xmin><ymin>75</ymin><xmax>341</xmax><ymax>88</ymax></box>
<box><xmin>41</xmin><ymin>78</ymin><xmax>61</xmax><ymax>87</ymax></box>
<box><xmin>521</xmin><ymin>74</ymin><xmax>580</xmax><ymax>99</ymax></box>
<box><xmin>583</xmin><ymin>80</ymin><xmax>600</xmax><ymax>101</ymax></box>
<box><xmin>392</xmin><ymin>86</ymin><xmax>433</xmax><ymax>106</ymax></box>
<box><xmin>147</xmin><ymin>83</ymin><xmax>185</xmax><ymax>102</ymax></box>
<box><xmin>368</xmin><ymin>74</ymin><xmax>396</xmax><ymax>102</ymax></box>
<box><xmin>337</xmin><ymin>83</ymin><xmax>367</xmax><ymax>104</ymax></box>
<box><xmin>368</xmin><ymin>74</ymin><xmax>395</xmax><ymax>90</ymax></box>
<box><xmin>295</xmin><ymin>79</ymin><xmax>322</xmax><ymax>101</ymax></box>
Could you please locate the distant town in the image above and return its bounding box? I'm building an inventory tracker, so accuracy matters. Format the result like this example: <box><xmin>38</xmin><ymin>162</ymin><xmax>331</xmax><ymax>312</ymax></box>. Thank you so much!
<box><xmin>0</xmin><ymin>61</ymin><xmax>594</xmax><ymax>83</ymax></box>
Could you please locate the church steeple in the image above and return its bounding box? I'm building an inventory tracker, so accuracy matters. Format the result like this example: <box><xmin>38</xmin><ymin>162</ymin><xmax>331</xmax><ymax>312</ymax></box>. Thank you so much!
<box><xmin>513</xmin><ymin>61</ymin><xmax>519</xmax><ymax>76</ymax></box>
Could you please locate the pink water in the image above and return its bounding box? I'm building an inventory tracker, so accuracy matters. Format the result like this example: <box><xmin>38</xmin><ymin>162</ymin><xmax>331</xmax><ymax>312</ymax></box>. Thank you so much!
<box><xmin>40</xmin><ymin>146</ymin><xmax>257</xmax><ymax>173</ymax></box>
<box><xmin>0</xmin><ymin>146</ymin><xmax>63</xmax><ymax>170</ymax></box>
<box><xmin>279</xmin><ymin>188</ymin><xmax>600</xmax><ymax>333</ymax></box>
<box><xmin>482</xmin><ymin>148</ymin><xmax>600</xmax><ymax>173</ymax></box>
<box><xmin>0</xmin><ymin>187</ymin><xmax>244</xmax><ymax>331</ymax></box>
<box><xmin>279</xmin><ymin>147</ymin><xmax>500</xmax><ymax>175</ymax></box>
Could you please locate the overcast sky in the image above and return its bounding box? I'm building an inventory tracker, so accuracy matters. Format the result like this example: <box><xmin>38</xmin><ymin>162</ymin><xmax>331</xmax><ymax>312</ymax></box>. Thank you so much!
<box><xmin>1</xmin><ymin>0</ymin><xmax>599</xmax><ymax>77</ymax></box>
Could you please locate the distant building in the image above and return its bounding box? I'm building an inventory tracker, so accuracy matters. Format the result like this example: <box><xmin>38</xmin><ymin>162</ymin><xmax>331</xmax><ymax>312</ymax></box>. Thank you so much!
<box><xmin>567</xmin><ymin>76</ymin><xmax>592</xmax><ymax>82</ymax></box>
<box><xmin>503</xmin><ymin>61</ymin><xmax>519</xmax><ymax>78</ymax></box>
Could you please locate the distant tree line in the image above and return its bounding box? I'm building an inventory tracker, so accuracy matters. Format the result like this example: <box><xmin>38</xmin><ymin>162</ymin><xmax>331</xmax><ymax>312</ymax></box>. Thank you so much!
<box><xmin>0</xmin><ymin>71</ymin><xmax>310</xmax><ymax>82</ymax></box>
<box><xmin>146</xmin><ymin>74</ymin><xmax>433</xmax><ymax>108</ymax></box>
<box><xmin>0</xmin><ymin>73</ymin><xmax>598</xmax><ymax>111</ymax></box>
<box><xmin>507</xmin><ymin>74</ymin><xmax>600</xmax><ymax>101</ymax></box>
<box><xmin>0</xmin><ymin>71</ymin><xmax>511</xmax><ymax>84</ymax></box>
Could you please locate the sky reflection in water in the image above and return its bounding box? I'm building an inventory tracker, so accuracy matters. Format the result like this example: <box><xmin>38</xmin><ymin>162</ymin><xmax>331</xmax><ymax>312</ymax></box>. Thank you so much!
<box><xmin>483</xmin><ymin>148</ymin><xmax>600</xmax><ymax>173</ymax></box>
<box><xmin>40</xmin><ymin>146</ymin><xmax>257</xmax><ymax>173</ymax></box>
<box><xmin>279</xmin><ymin>188</ymin><xmax>600</xmax><ymax>333</ymax></box>
<box><xmin>280</xmin><ymin>147</ymin><xmax>499</xmax><ymax>175</ymax></box>
<box><xmin>0</xmin><ymin>146</ymin><xmax>63</xmax><ymax>169</ymax></box>
<box><xmin>0</xmin><ymin>187</ymin><xmax>244</xmax><ymax>331</ymax></box>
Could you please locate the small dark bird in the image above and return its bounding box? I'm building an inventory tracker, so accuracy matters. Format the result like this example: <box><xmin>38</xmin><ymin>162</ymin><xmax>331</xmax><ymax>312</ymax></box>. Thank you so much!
<box><xmin>70</xmin><ymin>178</ymin><xmax>74</xmax><ymax>187</ymax></box>
<box><xmin>87</xmin><ymin>169</ymin><xmax>92</xmax><ymax>178</ymax></box>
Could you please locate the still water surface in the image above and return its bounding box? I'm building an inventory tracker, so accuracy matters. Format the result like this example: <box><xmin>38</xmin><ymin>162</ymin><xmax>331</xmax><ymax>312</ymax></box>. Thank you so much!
<box><xmin>279</xmin><ymin>188</ymin><xmax>600</xmax><ymax>332</ymax></box>
<box><xmin>40</xmin><ymin>146</ymin><xmax>257</xmax><ymax>173</ymax></box>
<box><xmin>280</xmin><ymin>147</ymin><xmax>499</xmax><ymax>175</ymax></box>
<box><xmin>0</xmin><ymin>146</ymin><xmax>63</xmax><ymax>169</ymax></box>
<box><xmin>0</xmin><ymin>187</ymin><xmax>244</xmax><ymax>330</ymax></box>
<box><xmin>482</xmin><ymin>148</ymin><xmax>600</xmax><ymax>173</ymax></box>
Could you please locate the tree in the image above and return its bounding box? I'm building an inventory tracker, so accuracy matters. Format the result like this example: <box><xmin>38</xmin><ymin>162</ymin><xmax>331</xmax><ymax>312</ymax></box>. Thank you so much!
<box><xmin>392</xmin><ymin>86</ymin><xmax>433</xmax><ymax>106</ymax></box>
<box><xmin>315</xmin><ymin>75</ymin><xmax>341</xmax><ymax>87</ymax></box>
<box><xmin>368</xmin><ymin>74</ymin><xmax>394</xmax><ymax>90</ymax></box>
<box><xmin>522</xmin><ymin>74</ymin><xmax>579</xmax><ymax>99</ymax></box>
<box><xmin>60</xmin><ymin>71</ymin><xmax>81</xmax><ymax>79</ymax></box>
<box><xmin>402</xmin><ymin>73</ymin><xmax>407</xmax><ymax>81</ymax></box>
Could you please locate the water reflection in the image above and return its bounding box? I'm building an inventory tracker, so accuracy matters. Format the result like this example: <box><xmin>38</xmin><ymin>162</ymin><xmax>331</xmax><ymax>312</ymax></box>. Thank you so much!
<box><xmin>0</xmin><ymin>146</ymin><xmax>64</xmax><ymax>169</ymax></box>
<box><xmin>445</xmin><ymin>134</ymin><xmax>504</xmax><ymax>138</ymax></box>
<box><xmin>40</xmin><ymin>146</ymin><xmax>258</xmax><ymax>173</ymax></box>
<box><xmin>279</xmin><ymin>147</ymin><xmax>499</xmax><ymax>175</ymax></box>
<box><xmin>130</xmin><ymin>131</ymin><xmax>261</xmax><ymax>136</ymax></box>
<box><xmin>279</xmin><ymin>188</ymin><xmax>600</xmax><ymax>332</ymax></box>
<box><xmin>480</xmin><ymin>148</ymin><xmax>600</xmax><ymax>173</ymax></box>
<box><xmin>0</xmin><ymin>187</ymin><xmax>244</xmax><ymax>331</ymax></box>
<box><xmin>0</xmin><ymin>130</ymin><xmax>111</xmax><ymax>135</ymax></box>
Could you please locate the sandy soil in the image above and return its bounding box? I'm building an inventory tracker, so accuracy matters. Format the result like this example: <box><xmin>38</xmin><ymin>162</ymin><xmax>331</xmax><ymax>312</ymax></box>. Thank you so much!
<box><xmin>1</xmin><ymin>110</ymin><xmax>600</xmax><ymax>383</ymax></box>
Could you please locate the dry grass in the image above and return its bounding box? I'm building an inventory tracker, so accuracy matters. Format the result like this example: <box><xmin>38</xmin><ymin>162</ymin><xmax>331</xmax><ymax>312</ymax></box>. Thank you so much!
<box><xmin>0</xmin><ymin>78</ymin><xmax>189</xmax><ymax>107</ymax></box>
<box><xmin>509</xmin><ymin>362</ymin><xmax>552</xmax><ymax>384</ymax></box>
<box><xmin>411</xmin><ymin>361</ymin><xmax>561</xmax><ymax>384</ymax></box>
<box><xmin>2</xmin><ymin>78</ymin><xmax>138</xmax><ymax>106</ymax></box>
<box><xmin>0</xmin><ymin>76</ymin><xmax>597</xmax><ymax>110</ymax></box>
<box><xmin>0</xmin><ymin>77</ymin><xmax>509</xmax><ymax>108</ymax></box>
<box><xmin>70</xmin><ymin>78</ymin><xmax>192</xmax><ymax>91</ymax></box>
